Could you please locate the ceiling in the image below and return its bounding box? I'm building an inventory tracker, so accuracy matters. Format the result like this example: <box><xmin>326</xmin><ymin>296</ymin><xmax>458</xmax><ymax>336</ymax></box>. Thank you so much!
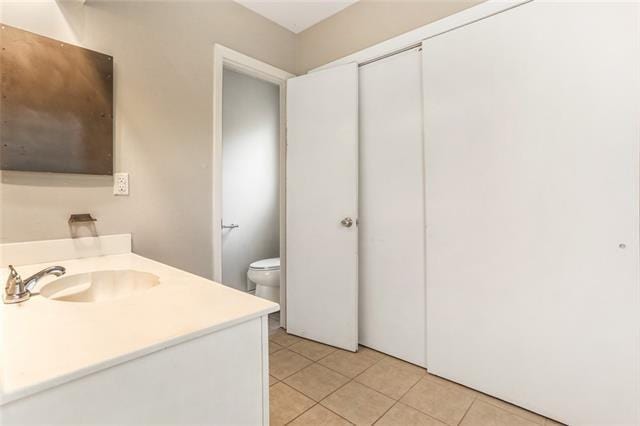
<box><xmin>234</xmin><ymin>0</ymin><xmax>359</xmax><ymax>34</ymax></box>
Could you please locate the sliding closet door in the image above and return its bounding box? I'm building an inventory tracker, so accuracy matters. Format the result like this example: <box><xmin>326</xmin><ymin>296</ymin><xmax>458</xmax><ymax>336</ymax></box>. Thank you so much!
<box><xmin>359</xmin><ymin>48</ymin><xmax>425</xmax><ymax>366</ymax></box>
<box><xmin>424</xmin><ymin>1</ymin><xmax>640</xmax><ymax>424</ymax></box>
<box><xmin>287</xmin><ymin>64</ymin><xmax>359</xmax><ymax>351</ymax></box>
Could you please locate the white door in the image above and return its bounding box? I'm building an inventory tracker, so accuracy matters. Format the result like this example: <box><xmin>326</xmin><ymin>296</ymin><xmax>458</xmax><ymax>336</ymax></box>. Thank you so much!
<box><xmin>359</xmin><ymin>48</ymin><xmax>426</xmax><ymax>366</ymax></box>
<box><xmin>423</xmin><ymin>1</ymin><xmax>640</xmax><ymax>424</ymax></box>
<box><xmin>286</xmin><ymin>63</ymin><xmax>359</xmax><ymax>351</ymax></box>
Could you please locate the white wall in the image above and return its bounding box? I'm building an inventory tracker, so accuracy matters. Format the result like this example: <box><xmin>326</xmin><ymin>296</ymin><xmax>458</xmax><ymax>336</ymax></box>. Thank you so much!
<box><xmin>221</xmin><ymin>69</ymin><xmax>279</xmax><ymax>291</ymax></box>
<box><xmin>0</xmin><ymin>0</ymin><xmax>295</xmax><ymax>278</ymax></box>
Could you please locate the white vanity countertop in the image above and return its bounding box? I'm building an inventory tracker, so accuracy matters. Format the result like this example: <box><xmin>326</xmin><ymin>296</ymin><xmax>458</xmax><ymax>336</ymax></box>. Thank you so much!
<box><xmin>0</xmin><ymin>253</ymin><xmax>279</xmax><ymax>405</ymax></box>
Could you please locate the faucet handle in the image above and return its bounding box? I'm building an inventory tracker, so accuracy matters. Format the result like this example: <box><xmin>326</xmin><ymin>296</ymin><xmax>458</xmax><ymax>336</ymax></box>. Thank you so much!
<box><xmin>4</xmin><ymin>265</ymin><xmax>29</xmax><ymax>304</ymax></box>
<box><xmin>7</xmin><ymin>265</ymin><xmax>22</xmax><ymax>285</ymax></box>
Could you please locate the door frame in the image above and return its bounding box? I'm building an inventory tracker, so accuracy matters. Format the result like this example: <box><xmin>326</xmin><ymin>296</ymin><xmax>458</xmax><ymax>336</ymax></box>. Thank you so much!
<box><xmin>212</xmin><ymin>44</ymin><xmax>294</xmax><ymax>327</ymax></box>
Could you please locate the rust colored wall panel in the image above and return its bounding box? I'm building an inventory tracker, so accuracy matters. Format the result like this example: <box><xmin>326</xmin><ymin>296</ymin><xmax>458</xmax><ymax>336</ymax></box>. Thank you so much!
<box><xmin>0</xmin><ymin>24</ymin><xmax>113</xmax><ymax>175</ymax></box>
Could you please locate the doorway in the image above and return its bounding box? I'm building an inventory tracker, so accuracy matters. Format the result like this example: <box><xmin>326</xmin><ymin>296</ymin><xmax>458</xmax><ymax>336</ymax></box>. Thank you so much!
<box><xmin>221</xmin><ymin>68</ymin><xmax>279</xmax><ymax>292</ymax></box>
<box><xmin>212</xmin><ymin>45</ymin><xmax>293</xmax><ymax>327</ymax></box>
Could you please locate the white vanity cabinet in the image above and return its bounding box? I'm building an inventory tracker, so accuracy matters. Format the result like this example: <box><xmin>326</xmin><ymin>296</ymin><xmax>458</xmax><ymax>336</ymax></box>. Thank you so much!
<box><xmin>1</xmin><ymin>317</ymin><xmax>270</xmax><ymax>425</ymax></box>
<box><xmin>0</xmin><ymin>234</ymin><xmax>277</xmax><ymax>425</ymax></box>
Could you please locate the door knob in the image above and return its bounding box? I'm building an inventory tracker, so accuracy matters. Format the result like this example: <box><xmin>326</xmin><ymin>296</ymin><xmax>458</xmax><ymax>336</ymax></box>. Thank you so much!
<box><xmin>222</xmin><ymin>223</ymin><xmax>239</xmax><ymax>229</ymax></box>
<box><xmin>341</xmin><ymin>217</ymin><xmax>353</xmax><ymax>228</ymax></box>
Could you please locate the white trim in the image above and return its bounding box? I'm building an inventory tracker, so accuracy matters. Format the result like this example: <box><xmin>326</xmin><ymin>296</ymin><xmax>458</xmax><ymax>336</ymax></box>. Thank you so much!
<box><xmin>310</xmin><ymin>0</ymin><xmax>531</xmax><ymax>72</ymax></box>
<box><xmin>212</xmin><ymin>44</ymin><xmax>293</xmax><ymax>328</ymax></box>
<box><xmin>260</xmin><ymin>316</ymin><xmax>270</xmax><ymax>425</ymax></box>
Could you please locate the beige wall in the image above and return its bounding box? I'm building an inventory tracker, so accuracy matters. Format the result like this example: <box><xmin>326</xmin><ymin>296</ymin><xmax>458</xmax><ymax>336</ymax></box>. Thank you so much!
<box><xmin>0</xmin><ymin>0</ymin><xmax>295</xmax><ymax>278</ymax></box>
<box><xmin>295</xmin><ymin>0</ymin><xmax>484</xmax><ymax>73</ymax></box>
<box><xmin>0</xmin><ymin>0</ymin><xmax>482</xmax><ymax>279</ymax></box>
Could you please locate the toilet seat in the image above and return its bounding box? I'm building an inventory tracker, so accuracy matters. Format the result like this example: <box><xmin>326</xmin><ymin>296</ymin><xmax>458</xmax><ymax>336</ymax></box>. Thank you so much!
<box><xmin>249</xmin><ymin>258</ymin><xmax>280</xmax><ymax>271</ymax></box>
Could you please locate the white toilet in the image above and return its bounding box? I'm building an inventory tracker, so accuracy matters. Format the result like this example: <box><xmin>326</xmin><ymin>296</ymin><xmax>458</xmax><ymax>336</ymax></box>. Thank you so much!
<box><xmin>247</xmin><ymin>257</ymin><xmax>280</xmax><ymax>304</ymax></box>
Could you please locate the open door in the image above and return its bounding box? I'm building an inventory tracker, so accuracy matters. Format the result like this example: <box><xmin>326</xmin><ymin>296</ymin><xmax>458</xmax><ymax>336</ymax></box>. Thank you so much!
<box><xmin>286</xmin><ymin>63</ymin><xmax>358</xmax><ymax>351</ymax></box>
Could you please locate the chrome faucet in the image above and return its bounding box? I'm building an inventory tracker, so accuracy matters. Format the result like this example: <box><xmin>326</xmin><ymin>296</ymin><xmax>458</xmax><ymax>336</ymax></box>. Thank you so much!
<box><xmin>4</xmin><ymin>264</ymin><xmax>66</xmax><ymax>304</ymax></box>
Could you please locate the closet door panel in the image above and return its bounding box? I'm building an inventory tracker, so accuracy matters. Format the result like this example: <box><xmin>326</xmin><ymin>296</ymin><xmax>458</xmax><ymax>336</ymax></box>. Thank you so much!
<box><xmin>359</xmin><ymin>48</ymin><xmax>426</xmax><ymax>366</ymax></box>
<box><xmin>423</xmin><ymin>2</ymin><xmax>640</xmax><ymax>424</ymax></box>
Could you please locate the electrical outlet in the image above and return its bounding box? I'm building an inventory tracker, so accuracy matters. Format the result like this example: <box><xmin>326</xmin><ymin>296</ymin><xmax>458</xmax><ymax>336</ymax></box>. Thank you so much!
<box><xmin>113</xmin><ymin>172</ymin><xmax>129</xmax><ymax>195</ymax></box>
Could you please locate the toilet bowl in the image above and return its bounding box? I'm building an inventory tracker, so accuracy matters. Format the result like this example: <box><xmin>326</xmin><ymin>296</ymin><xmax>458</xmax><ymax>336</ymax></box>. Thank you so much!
<box><xmin>247</xmin><ymin>258</ymin><xmax>280</xmax><ymax>304</ymax></box>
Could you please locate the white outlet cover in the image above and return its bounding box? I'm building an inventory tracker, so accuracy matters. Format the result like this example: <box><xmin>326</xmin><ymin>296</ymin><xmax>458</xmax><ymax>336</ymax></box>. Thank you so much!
<box><xmin>113</xmin><ymin>172</ymin><xmax>129</xmax><ymax>195</ymax></box>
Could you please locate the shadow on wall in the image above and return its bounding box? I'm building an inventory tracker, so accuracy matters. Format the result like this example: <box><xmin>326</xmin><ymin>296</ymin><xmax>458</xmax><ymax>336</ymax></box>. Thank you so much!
<box><xmin>0</xmin><ymin>171</ymin><xmax>111</xmax><ymax>188</ymax></box>
<box><xmin>55</xmin><ymin>0</ymin><xmax>86</xmax><ymax>41</ymax></box>
<box><xmin>0</xmin><ymin>171</ymin><xmax>113</xmax><ymax>241</ymax></box>
<box><xmin>0</xmin><ymin>165</ymin><xmax>118</xmax><ymax>244</ymax></box>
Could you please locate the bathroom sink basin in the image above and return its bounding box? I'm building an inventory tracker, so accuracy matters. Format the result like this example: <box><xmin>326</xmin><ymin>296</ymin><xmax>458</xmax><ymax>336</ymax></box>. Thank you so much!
<box><xmin>39</xmin><ymin>270</ymin><xmax>160</xmax><ymax>303</ymax></box>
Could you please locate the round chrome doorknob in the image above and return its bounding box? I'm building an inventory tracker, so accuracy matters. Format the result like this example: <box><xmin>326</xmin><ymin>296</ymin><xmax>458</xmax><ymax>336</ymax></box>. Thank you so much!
<box><xmin>341</xmin><ymin>217</ymin><xmax>353</xmax><ymax>228</ymax></box>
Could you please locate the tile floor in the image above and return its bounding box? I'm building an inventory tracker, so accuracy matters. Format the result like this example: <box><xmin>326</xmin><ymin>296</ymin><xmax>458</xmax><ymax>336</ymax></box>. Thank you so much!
<box><xmin>268</xmin><ymin>325</ymin><xmax>563</xmax><ymax>426</ymax></box>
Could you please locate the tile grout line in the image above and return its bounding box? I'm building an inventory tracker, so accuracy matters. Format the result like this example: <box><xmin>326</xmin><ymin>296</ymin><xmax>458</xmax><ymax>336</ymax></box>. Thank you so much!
<box><xmin>311</xmin><ymin>351</ymin><xmax>392</xmax><ymax>423</ymax></box>
<box><xmin>280</xmin><ymin>356</ymin><xmax>360</xmax><ymax>425</ymax></box>
<box><xmin>456</xmin><ymin>394</ymin><xmax>478</xmax><ymax>426</ymax></box>
<box><xmin>397</xmin><ymin>373</ymin><xmax>475</xmax><ymax>426</ymax></box>
<box><xmin>271</xmin><ymin>334</ymin><xmax>339</xmax><ymax>363</ymax></box>
<box><xmin>371</xmin><ymin>400</ymin><xmax>398</xmax><ymax>425</ymax></box>
<box><xmin>353</xmin><ymin>351</ymin><xmax>433</xmax><ymax>424</ymax></box>
<box><xmin>318</xmin><ymin>402</ymin><xmax>357</xmax><ymax>425</ymax></box>
<box><xmin>274</xmin><ymin>336</ymin><xmax>443</xmax><ymax>424</ymax></box>
<box><xmin>284</xmin><ymin>402</ymin><xmax>318</xmax><ymax>425</ymax></box>
<box><xmin>272</xmin><ymin>338</ymin><xmax>379</xmax><ymax>424</ymax></box>
<box><xmin>317</xmin><ymin>345</ymin><xmax>390</xmax><ymax>379</ymax></box>
<box><xmin>354</xmin><ymin>363</ymin><xmax>427</xmax><ymax>400</ymax></box>
<box><xmin>317</xmin><ymin>353</ymin><xmax>404</xmax><ymax>425</ymax></box>
<box><xmin>316</xmin><ymin>378</ymin><xmax>377</xmax><ymax>424</ymax></box>
<box><xmin>478</xmin><ymin>395</ymin><xmax>548</xmax><ymax>425</ymax></box>
<box><xmin>272</xmin><ymin>335</ymin><xmax>448</xmax><ymax>425</ymax></box>
<box><xmin>420</xmin><ymin>371</ymin><xmax>550</xmax><ymax>425</ymax></box>
<box><xmin>273</xmin><ymin>333</ymin><xmax>553</xmax><ymax>426</ymax></box>
<box><xmin>369</xmin><ymin>371</ymin><xmax>445</xmax><ymax>426</ymax></box>
<box><xmin>290</xmin><ymin>345</ymin><xmax>339</xmax><ymax>363</ymax></box>
<box><xmin>274</xmin><ymin>330</ymin><xmax>370</xmax><ymax>424</ymax></box>
<box><xmin>277</xmin><ymin>351</ymin><xmax>365</xmax><ymax>425</ymax></box>
<box><xmin>271</xmin><ymin>345</ymin><xmax>340</xmax><ymax>382</ymax></box>
<box><xmin>269</xmin><ymin>335</ymin><xmax>318</xmax><ymax>381</ymax></box>
<box><xmin>274</xmin><ymin>336</ymin><xmax>424</xmax><ymax>418</ymax></box>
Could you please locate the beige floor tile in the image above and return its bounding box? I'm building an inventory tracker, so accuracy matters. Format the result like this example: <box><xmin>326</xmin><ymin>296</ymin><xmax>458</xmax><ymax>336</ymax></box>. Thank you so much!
<box><xmin>355</xmin><ymin>357</ymin><xmax>426</xmax><ymax>399</ymax></box>
<box><xmin>270</xmin><ymin>330</ymin><xmax>304</xmax><ymax>347</ymax></box>
<box><xmin>460</xmin><ymin>400</ymin><xmax>540</xmax><ymax>426</ymax></box>
<box><xmin>376</xmin><ymin>403</ymin><xmax>446</xmax><ymax>426</ymax></box>
<box><xmin>270</xmin><ymin>341</ymin><xmax>284</xmax><ymax>354</ymax></box>
<box><xmin>285</xmin><ymin>363</ymin><xmax>350</xmax><ymax>401</ymax></box>
<box><xmin>321</xmin><ymin>381</ymin><xmax>395</xmax><ymax>425</ymax></box>
<box><xmin>270</xmin><ymin>382</ymin><xmax>315</xmax><ymax>426</ymax></box>
<box><xmin>289</xmin><ymin>404</ymin><xmax>353</xmax><ymax>426</ymax></box>
<box><xmin>289</xmin><ymin>339</ymin><xmax>337</xmax><ymax>361</ymax></box>
<box><xmin>423</xmin><ymin>373</ymin><xmax>478</xmax><ymax>398</ymax></box>
<box><xmin>400</xmin><ymin>376</ymin><xmax>475</xmax><ymax>425</ymax></box>
<box><xmin>358</xmin><ymin>346</ymin><xmax>388</xmax><ymax>361</ymax></box>
<box><xmin>318</xmin><ymin>346</ymin><xmax>383</xmax><ymax>378</ymax></box>
<box><xmin>270</xmin><ymin>349</ymin><xmax>313</xmax><ymax>380</ymax></box>
<box><xmin>270</xmin><ymin>375</ymin><xmax>279</xmax><ymax>386</ymax></box>
<box><xmin>477</xmin><ymin>394</ymin><xmax>546</xmax><ymax>425</ymax></box>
